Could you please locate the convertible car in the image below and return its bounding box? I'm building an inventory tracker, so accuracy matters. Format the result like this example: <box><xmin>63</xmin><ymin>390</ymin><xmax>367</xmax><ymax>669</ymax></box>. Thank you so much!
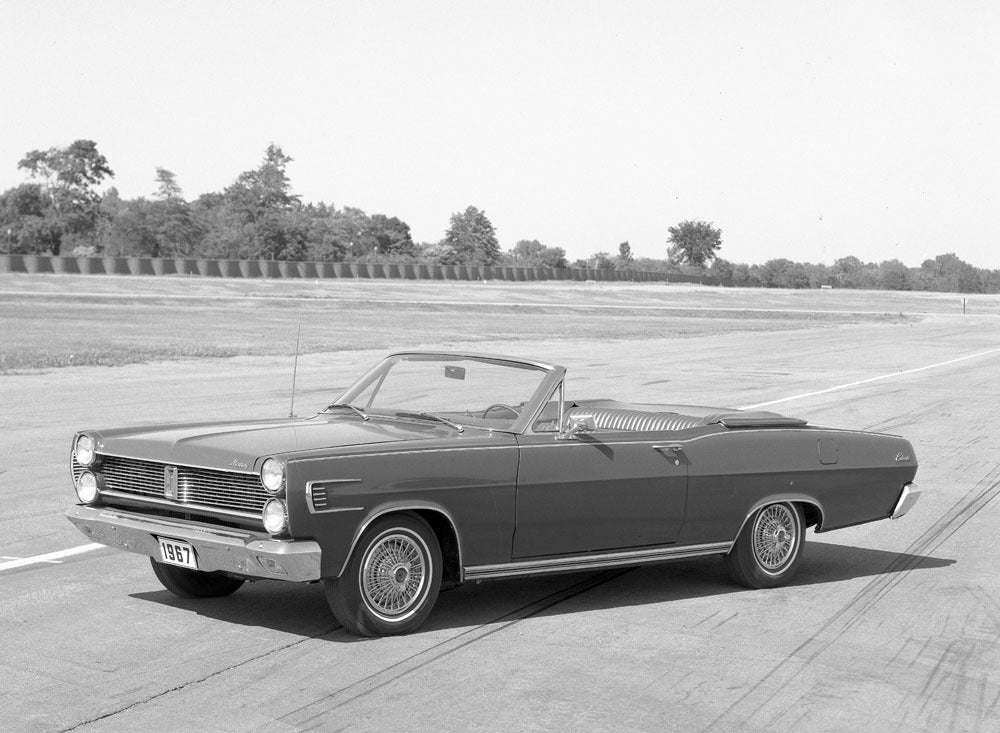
<box><xmin>67</xmin><ymin>352</ymin><xmax>920</xmax><ymax>636</ymax></box>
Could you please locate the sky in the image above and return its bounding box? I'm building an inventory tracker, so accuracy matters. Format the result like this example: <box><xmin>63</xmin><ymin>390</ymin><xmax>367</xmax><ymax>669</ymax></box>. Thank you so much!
<box><xmin>2</xmin><ymin>1</ymin><xmax>999</xmax><ymax>268</ymax></box>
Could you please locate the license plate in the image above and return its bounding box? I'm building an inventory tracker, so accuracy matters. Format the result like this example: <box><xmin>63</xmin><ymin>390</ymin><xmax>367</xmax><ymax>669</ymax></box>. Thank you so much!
<box><xmin>158</xmin><ymin>538</ymin><xmax>198</xmax><ymax>569</ymax></box>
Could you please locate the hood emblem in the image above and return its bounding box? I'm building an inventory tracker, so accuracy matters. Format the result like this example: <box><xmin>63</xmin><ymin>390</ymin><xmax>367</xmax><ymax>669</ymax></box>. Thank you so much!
<box><xmin>164</xmin><ymin>465</ymin><xmax>178</xmax><ymax>500</ymax></box>
<box><xmin>229</xmin><ymin>458</ymin><xmax>249</xmax><ymax>470</ymax></box>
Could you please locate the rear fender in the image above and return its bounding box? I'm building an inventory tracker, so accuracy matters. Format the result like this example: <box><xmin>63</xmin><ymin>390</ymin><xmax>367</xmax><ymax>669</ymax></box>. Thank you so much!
<box><xmin>729</xmin><ymin>494</ymin><xmax>826</xmax><ymax>549</ymax></box>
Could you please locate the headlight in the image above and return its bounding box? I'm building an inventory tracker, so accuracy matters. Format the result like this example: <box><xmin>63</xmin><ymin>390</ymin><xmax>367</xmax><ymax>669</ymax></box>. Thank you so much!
<box><xmin>75</xmin><ymin>435</ymin><xmax>96</xmax><ymax>467</ymax></box>
<box><xmin>76</xmin><ymin>471</ymin><xmax>100</xmax><ymax>503</ymax></box>
<box><xmin>260</xmin><ymin>458</ymin><xmax>285</xmax><ymax>494</ymax></box>
<box><xmin>262</xmin><ymin>498</ymin><xmax>288</xmax><ymax>534</ymax></box>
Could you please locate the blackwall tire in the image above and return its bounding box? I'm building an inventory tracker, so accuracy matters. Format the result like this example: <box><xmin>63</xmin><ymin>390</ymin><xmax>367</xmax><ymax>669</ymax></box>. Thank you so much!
<box><xmin>325</xmin><ymin>514</ymin><xmax>442</xmax><ymax>637</ymax></box>
<box><xmin>724</xmin><ymin>502</ymin><xmax>804</xmax><ymax>589</ymax></box>
<box><xmin>149</xmin><ymin>557</ymin><xmax>245</xmax><ymax>598</ymax></box>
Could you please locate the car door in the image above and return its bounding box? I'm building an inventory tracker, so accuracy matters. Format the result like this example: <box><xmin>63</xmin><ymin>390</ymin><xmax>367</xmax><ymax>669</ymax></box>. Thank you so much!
<box><xmin>512</xmin><ymin>430</ymin><xmax>688</xmax><ymax>558</ymax></box>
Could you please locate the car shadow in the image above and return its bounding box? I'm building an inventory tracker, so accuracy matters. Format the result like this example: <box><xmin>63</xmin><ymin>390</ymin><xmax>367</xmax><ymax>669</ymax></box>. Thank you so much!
<box><xmin>128</xmin><ymin>542</ymin><xmax>954</xmax><ymax>640</ymax></box>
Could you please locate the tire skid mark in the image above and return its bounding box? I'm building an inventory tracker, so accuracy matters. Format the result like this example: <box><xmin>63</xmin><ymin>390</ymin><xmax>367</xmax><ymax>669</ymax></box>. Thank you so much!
<box><xmin>57</xmin><ymin>624</ymin><xmax>344</xmax><ymax>732</ymax></box>
<box><xmin>282</xmin><ymin>569</ymin><xmax>630</xmax><ymax>731</ymax></box>
<box><xmin>702</xmin><ymin>468</ymin><xmax>1000</xmax><ymax>732</ymax></box>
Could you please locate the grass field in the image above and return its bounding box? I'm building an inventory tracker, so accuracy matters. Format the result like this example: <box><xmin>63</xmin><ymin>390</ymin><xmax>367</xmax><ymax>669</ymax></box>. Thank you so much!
<box><xmin>1</xmin><ymin>273</ymin><xmax>993</xmax><ymax>372</ymax></box>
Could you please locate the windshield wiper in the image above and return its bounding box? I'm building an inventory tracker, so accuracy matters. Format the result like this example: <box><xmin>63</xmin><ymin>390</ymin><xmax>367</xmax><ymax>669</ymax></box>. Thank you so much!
<box><xmin>395</xmin><ymin>411</ymin><xmax>464</xmax><ymax>433</ymax></box>
<box><xmin>324</xmin><ymin>403</ymin><xmax>369</xmax><ymax>421</ymax></box>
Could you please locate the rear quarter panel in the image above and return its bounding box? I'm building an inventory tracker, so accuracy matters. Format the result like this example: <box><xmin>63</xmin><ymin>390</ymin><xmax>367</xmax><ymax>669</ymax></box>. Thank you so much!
<box><xmin>676</xmin><ymin>427</ymin><xmax>918</xmax><ymax>545</ymax></box>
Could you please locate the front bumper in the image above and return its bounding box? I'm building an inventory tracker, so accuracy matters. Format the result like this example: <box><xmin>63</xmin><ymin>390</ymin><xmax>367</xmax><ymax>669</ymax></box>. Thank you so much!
<box><xmin>66</xmin><ymin>505</ymin><xmax>322</xmax><ymax>582</ymax></box>
<box><xmin>891</xmin><ymin>483</ymin><xmax>921</xmax><ymax>520</ymax></box>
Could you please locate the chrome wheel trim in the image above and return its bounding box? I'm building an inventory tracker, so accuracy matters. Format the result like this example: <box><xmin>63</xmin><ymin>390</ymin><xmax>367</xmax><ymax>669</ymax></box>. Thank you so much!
<box><xmin>360</xmin><ymin>530</ymin><xmax>430</xmax><ymax>622</ymax></box>
<box><xmin>751</xmin><ymin>504</ymin><xmax>797</xmax><ymax>575</ymax></box>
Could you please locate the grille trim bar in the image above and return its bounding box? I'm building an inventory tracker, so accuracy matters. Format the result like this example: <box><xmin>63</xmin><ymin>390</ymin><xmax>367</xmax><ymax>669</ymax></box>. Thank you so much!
<box><xmin>101</xmin><ymin>491</ymin><xmax>262</xmax><ymax>523</ymax></box>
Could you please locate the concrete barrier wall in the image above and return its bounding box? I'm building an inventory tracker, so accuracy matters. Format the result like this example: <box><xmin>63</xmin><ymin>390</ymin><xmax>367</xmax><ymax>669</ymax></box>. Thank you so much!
<box><xmin>0</xmin><ymin>254</ymin><xmax>730</xmax><ymax>286</ymax></box>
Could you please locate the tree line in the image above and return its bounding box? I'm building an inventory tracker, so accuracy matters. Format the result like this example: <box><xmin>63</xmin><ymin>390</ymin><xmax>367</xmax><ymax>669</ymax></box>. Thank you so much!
<box><xmin>2</xmin><ymin>139</ymin><xmax>998</xmax><ymax>293</ymax></box>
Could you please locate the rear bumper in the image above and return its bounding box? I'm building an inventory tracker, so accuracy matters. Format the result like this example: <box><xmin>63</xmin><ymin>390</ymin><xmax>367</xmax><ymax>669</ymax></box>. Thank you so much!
<box><xmin>66</xmin><ymin>504</ymin><xmax>322</xmax><ymax>582</ymax></box>
<box><xmin>891</xmin><ymin>483</ymin><xmax>921</xmax><ymax>520</ymax></box>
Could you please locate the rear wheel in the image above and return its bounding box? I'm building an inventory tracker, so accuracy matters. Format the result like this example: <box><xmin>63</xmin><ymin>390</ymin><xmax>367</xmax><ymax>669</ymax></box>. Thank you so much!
<box><xmin>725</xmin><ymin>502</ymin><xmax>804</xmax><ymax>588</ymax></box>
<box><xmin>149</xmin><ymin>557</ymin><xmax>245</xmax><ymax>598</ymax></box>
<box><xmin>325</xmin><ymin>514</ymin><xmax>441</xmax><ymax>637</ymax></box>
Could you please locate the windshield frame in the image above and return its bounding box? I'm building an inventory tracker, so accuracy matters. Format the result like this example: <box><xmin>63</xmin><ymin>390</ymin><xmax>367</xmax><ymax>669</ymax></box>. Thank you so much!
<box><xmin>329</xmin><ymin>352</ymin><xmax>566</xmax><ymax>435</ymax></box>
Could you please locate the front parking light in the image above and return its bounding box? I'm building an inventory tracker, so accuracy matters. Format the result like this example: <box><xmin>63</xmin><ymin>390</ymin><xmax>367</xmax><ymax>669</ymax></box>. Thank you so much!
<box><xmin>263</xmin><ymin>498</ymin><xmax>288</xmax><ymax>535</ymax></box>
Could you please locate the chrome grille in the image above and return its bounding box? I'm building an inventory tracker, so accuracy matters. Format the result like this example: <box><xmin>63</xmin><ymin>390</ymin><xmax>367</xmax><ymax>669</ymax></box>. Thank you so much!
<box><xmin>102</xmin><ymin>455</ymin><xmax>165</xmax><ymax>498</ymax></box>
<box><xmin>74</xmin><ymin>454</ymin><xmax>267</xmax><ymax>515</ymax></box>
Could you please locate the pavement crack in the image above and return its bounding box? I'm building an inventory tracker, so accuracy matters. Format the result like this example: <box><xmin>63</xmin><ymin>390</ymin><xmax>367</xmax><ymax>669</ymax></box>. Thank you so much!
<box><xmin>57</xmin><ymin>624</ymin><xmax>342</xmax><ymax>732</ymax></box>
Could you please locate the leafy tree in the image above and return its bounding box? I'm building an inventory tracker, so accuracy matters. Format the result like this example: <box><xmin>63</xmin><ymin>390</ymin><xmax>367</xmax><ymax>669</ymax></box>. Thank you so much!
<box><xmin>667</xmin><ymin>220</ymin><xmax>722</xmax><ymax>267</ymax></box>
<box><xmin>759</xmin><ymin>258</ymin><xmax>812</xmax><ymax>288</ymax></box>
<box><xmin>510</xmin><ymin>239</ymin><xmax>544</xmax><ymax>264</ymax></box>
<box><xmin>219</xmin><ymin>144</ymin><xmax>305</xmax><ymax>260</ymax></box>
<box><xmin>508</xmin><ymin>239</ymin><xmax>567</xmax><ymax>268</ymax></box>
<box><xmin>189</xmin><ymin>192</ymin><xmax>237</xmax><ymax>258</ymax></box>
<box><xmin>439</xmin><ymin>206</ymin><xmax>501</xmax><ymax>265</ymax></box>
<box><xmin>153</xmin><ymin>167</ymin><xmax>183</xmax><ymax>201</ymax></box>
<box><xmin>919</xmin><ymin>253</ymin><xmax>982</xmax><ymax>293</ymax></box>
<box><xmin>0</xmin><ymin>183</ymin><xmax>62</xmax><ymax>253</ymax></box>
<box><xmin>17</xmin><ymin>140</ymin><xmax>114</xmax><ymax>252</ymax></box>
<box><xmin>370</xmin><ymin>214</ymin><xmax>414</xmax><ymax>257</ymax></box>
<box><xmin>336</xmin><ymin>206</ymin><xmax>378</xmax><ymax>257</ymax></box>
<box><xmin>299</xmin><ymin>203</ymin><xmax>348</xmax><ymax>262</ymax></box>
<box><xmin>617</xmin><ymin>241</ymin><xmax>634</xmax><ymax>270</ymax></box>
<box><xmin>95</xmin><ymin>189</ymin><xmax>160</xmax><ymax>256</ymax></box>
<box><xmin>145</xmin><ymin>169</ymin><xmax>201</xmax><ymax>256</ymax></box>
<box><xmin>709</xmin><ymin>257</ymin><xmax>734</xmax><ymax>280</ymax></box>
<box><xmin>879</xmin><ymin>260</ymin><xmax>913</xmax><ymax>291</ymax></box>
<box><xmin>631</xmin><ymin>257</ymin><xmax>672</xmax><ymax>274</ymax></box>
<box><xmin>589</xmin><ymin>251</ymin><xmax>616</xmax><ymax>270</ymax></box>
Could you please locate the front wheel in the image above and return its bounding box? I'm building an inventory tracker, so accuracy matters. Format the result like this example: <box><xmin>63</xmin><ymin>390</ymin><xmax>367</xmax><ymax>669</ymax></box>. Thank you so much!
<box><xmin>725</xmin><ymin>502</ymin><xmax>804</xmax><ymax>588</ymax></box>
<box><xmin>149</xmin><ymin>557</ymin><xmax>245</xmax><ymax>598</ymax></box>
<box><xmin>325</xmin><ymin>514</ymin><xmax>442</xmax><ymax>637</ymax></box>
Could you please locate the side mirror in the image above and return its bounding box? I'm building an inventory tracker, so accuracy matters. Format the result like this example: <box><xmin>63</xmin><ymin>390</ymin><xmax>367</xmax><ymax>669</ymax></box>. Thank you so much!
<box><xmin>559</xmin><ymin>413</ymin><xmax>596</xmax><ymax>440</ymax></box>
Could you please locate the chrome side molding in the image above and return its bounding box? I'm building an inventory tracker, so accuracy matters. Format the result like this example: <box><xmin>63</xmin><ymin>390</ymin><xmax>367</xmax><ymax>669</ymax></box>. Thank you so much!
<box><xmin>463</xmin><ymin>541</ymin><xmax>733</xmax><ymax>581</ymax></box>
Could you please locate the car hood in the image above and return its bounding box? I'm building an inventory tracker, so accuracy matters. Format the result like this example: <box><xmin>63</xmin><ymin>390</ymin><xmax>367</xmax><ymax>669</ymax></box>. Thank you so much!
<box><xmin>90</xmin><ymin>415</ymin><xmax>446</xmax><ymax>471</ymax></box>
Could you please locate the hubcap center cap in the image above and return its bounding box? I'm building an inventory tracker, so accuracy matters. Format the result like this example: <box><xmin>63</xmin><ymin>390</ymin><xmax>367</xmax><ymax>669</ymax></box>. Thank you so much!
<box><xmin>393</xmin><ymin>565</ymin><xmax>409</xmax><ymax>585</ymax></box>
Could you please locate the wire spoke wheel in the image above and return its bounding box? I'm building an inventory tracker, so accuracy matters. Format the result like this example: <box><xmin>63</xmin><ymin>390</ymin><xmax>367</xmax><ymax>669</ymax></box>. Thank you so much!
<box><xmin>751</xmin><ymin>504</ymin><xmax>797</xmax><ymax>572</ymax></box>
<box><xmin>725</xmin><ymin>501</ymin><xmax>805</xmax><ymax>589</ymax></box>
<box><xmin>325</xmin><ymin>514</ymin><xmax>443</xmax><ymax>636</ymax></box>
<box><xmin>361</xmin><ymin>532</ymin><xmax>428</xmax><ymax>619</ymax></box>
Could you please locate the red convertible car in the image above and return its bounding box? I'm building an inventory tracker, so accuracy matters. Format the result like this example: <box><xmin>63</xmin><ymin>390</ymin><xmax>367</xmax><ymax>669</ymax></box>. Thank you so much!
<box><xmin>67</xmin><ymin>352</ymin><xmax>920</xmax><ymax>636</ymax></box>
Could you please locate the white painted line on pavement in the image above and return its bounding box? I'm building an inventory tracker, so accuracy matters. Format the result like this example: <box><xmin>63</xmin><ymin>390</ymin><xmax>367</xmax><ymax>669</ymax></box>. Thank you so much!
<box><xmin>740</xmin><ymin>345</ymin><xmax>1000</xmax><ymax>410</ymax></box>
<box><xmin>0</xmin><ymin>542</ymin><xmax>104</xmax><ymax>572</ymax></box>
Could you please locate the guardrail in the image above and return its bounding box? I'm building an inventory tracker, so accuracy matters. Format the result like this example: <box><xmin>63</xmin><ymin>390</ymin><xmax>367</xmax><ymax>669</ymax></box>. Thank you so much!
<box><xmin>0</xmin><ymin>254</ymin><xmax>728</xmax><ymax>286</ymax></box>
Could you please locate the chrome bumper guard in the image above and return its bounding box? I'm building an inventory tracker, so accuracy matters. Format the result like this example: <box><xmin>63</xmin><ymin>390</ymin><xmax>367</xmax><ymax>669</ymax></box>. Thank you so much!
<box><xmin>66</xmin><ymin>505</ymin><xmax>321</xmax><ymax>582</ymax></box>
<box><xmin>891</xmin><ymin>483</ymin><xmax>921</xmax><ymax>520</ymax></box>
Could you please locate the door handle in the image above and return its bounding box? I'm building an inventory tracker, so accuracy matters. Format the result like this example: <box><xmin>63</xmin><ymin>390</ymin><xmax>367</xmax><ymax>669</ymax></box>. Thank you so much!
<box><xmin>653</xmin><ymin>444</ymin><xmax>685</xmax><ymax>465</ymax></box>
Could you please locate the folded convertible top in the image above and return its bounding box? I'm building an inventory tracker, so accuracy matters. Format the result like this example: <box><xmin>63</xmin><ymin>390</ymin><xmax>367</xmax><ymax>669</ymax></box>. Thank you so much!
<box><xmin>568</xmin><ymin>401</ymin><xmax>808</xmax><ymax>431</ymax></box>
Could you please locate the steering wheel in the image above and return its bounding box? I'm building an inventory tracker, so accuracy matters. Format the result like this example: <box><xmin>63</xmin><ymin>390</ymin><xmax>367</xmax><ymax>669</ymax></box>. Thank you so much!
<box><xmin>484</xmin><ymin>403</ymin><xmax>520</xmax><ymax>419</ymax></box>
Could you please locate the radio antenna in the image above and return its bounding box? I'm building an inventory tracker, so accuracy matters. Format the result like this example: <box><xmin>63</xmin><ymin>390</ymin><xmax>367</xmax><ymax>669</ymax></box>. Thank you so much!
<box><xmin>289</xmin><ymin>324</ymin><xmax>301</xmax><ymax>418</ymax></box>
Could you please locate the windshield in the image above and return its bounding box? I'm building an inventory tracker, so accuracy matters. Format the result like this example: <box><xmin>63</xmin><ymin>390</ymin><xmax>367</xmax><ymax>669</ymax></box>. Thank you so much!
<box><xmin>331</xmin><ymin>354</ymin><xmax>552</xmax><ymax>432</ymax></box>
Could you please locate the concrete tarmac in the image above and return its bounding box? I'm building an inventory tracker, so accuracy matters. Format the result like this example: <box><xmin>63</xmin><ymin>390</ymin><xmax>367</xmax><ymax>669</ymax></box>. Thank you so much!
<box><xmin>2</xmin><ymin>302</ymin><xmax>999</xmax><ymax>732</ymax></box>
